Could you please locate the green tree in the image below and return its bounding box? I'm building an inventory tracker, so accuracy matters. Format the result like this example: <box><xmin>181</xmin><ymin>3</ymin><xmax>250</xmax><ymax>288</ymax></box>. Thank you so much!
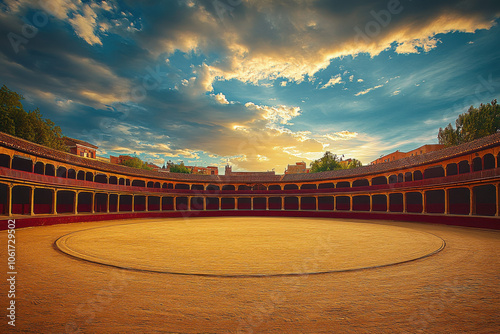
<box><xmin>310</xmin><ymin>152</ymin><xmax>362</xmax><ymax>173</ymax></box>
<box><xmin>346</xmin><ymin>158</ymin><xmax>362</xmax><ymax>169</ymax></box>
<box><xmin>30</xmin><ymin>109</ymin><xmax>68</xmax><ymax>151</ymax></box>
<box><xmin>120</xmin><ymin>157</ymin><xmax>153</xmax><ymax>170</ymax></box>
<box><xmin>310</xmin><ymin>151</ymin><xmax>343</xmax><ymax>173</ymax></box>
<box><xmin>437</xmin><ymin>123</ymin><xmax>459</xmax><ymax>147</ymax></box>
<box><xmin>169</xmin><ymin>162</ymin><xmax>192</xmax><ymax>174</ymax></box>
<box><xmin>0</xmin><ymin>85</ymin><xmax>68</xmax><ymax>151</ymax></box>
<box><xmin>438</xmin><ymin>100</ymin><xmax>500</xmax><ymax>147</ymax></box>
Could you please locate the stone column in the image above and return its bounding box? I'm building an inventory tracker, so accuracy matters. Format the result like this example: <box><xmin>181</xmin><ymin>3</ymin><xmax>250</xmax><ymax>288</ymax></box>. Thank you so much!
<box><xmin>402</xmin><ymin>192</ymin><xmax>407</xmax><ymax>213</ymax></box>
<box><xmin>71</xmin><ymin>191</ymin><xmax>77</xmax><ymax>214</ymax></box>
<box><xmin>469</xmin><ymin>187</ymin><xmax>475</xmax><ymax>215</ymax></box>
<box><xmin>422</xmin><ymin>191</ymin><xmax>427</xmax><ymax>214</ymax></box>
<box><xmin>496</xmin><ymin>184</ymin><xmax>499</xmax><ymax>216</ymax></box>
<box><xmin>444</xmin><ymin>189</ymin><xmax>449</xmax><ymax>214</ymax></box>
<box><xmin>30</xmin><ymin>186</ymin><xmax>34</xmax><ymax>216</ymax></box>
<box><xmin>7</xmin><ymin>184</ymin><xmax>12</xmax><ymax>216</ymax></box>
<box><xmin>53</xmin><ymin>189</ymin><xmax>57</xmax><ymax>215</ymax></box>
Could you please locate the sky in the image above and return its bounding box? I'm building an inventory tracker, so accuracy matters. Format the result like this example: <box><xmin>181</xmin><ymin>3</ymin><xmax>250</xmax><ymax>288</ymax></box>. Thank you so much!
<box><xmin>1</xmin><ymin>0</ymin><xmax>500</xmax><ymax>173</ymax></box>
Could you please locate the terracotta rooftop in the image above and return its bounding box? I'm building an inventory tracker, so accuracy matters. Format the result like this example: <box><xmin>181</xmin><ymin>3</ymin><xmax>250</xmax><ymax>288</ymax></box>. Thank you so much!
<box><xmin>1</xmin><ymin>131</ymin><xmax>499</xmax><ymax>183</ymax></box>
<box><xmin>63</xmin><ymin>137</ymin><xmax>98</xmax><ymax>149</ymax></box>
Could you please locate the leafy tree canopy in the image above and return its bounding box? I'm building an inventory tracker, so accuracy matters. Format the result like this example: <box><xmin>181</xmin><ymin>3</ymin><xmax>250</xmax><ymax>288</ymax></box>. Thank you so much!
<box><xmin>310</xmin><ymin>152</ymin><xmax>362</xmax><ymax>173</ymax></box>
<box><xmin>346</xmin><ymin>158</ymin><xmax>362</xmax><ymax>169</ymax></box>
<box><xmin>0</xmin><ymin>84</ymin><xmax>68</xmax><ymax>151</ymax></box>
<box><xmin>169</xmin><ymin>162</ymin><xmax>192</xmax><ymax>174</ymax></box>
<box><xmin>438</xmin><ymin>99</ymin><xmax>499</xmax><ymax>147</ymax></box>
<box><xmin>120</xmin><ymin>157</ymin><xmax>153</xmax><ymax>170</ymax></box>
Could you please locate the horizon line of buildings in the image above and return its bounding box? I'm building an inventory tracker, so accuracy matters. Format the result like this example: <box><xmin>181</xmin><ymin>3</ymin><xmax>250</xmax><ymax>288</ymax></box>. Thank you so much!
<box><xmin>63</xmin><ymin>136</ymin><xmax>446</xmax><ymax>176</ymax></box>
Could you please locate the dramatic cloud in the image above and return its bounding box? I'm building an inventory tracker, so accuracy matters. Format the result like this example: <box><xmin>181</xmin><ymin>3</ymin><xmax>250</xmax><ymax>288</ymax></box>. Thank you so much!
<box><xmin>0</xmin><ymin>0</ymin><xmax>499</xmax><ymax>171</ymax></box>
<box><xmin>160</xmin><ymin>0</ymin><xmax>499</xmax><ymax>87</ymax></box>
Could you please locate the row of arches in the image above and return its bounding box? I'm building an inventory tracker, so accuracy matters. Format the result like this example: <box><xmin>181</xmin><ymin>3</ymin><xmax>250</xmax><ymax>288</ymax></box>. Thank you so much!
<box><xmin>0</xmin><ymin>153</ymin><xmax>170</xmax><ymax>187</ymax></box>
<box><xmin>1</xmin><ymin>152</ymin><xmax>499</xmax><ymax>193</ymax></box>
<box><xmin>1</xmin><ymin>182</ymin><xmax>496</xmax><ymax>217</ymax></box>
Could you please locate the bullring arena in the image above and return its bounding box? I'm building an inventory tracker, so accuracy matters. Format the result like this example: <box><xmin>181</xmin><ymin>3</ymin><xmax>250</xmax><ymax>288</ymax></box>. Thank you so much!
<box><xmin>1</xmin><ymin>131</ymin><xmax>500</xmax><ymax>333</ymax></box>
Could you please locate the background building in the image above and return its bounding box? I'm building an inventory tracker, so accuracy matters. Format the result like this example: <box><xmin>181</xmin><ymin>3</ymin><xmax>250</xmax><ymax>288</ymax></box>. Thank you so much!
<box><xmin>166</xmin><ymin>161</ymin><xmax>218</xmax><ymax>175</ymax></box>
<box><xmin>110</xmin><ymin>155</ymin><xmax>135</xmax><ymax>165</ymax></box>
<box><xmin>189</xmin><ymin>166</ymin><xmax>218</xmax><ymax>175</ymax></box>
<box><xmin>371</xmin><ymin>144</ymin><xmax>445</xmax><ymax>165</ymax></box>
<box><xmin>285</xmin><ymin>162</ymin><xmax>310</xmax><ymax>174</ymax></box>
<box><xmin>225</xmin><ymin>164</ymin><xmax>275</xmax><ymax>176</ymax></box>
<box><xmin>63</xmin><ymin>137</ymin><xmax>97</xmax><ymax>159</ymax></box>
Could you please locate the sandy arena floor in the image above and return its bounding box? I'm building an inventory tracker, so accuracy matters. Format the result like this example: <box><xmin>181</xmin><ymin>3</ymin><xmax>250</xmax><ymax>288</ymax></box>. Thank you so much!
<box><xmin>1</xmin><ymin>216</ymin><xmax>499</xmax><ymax>333</ymax></box>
